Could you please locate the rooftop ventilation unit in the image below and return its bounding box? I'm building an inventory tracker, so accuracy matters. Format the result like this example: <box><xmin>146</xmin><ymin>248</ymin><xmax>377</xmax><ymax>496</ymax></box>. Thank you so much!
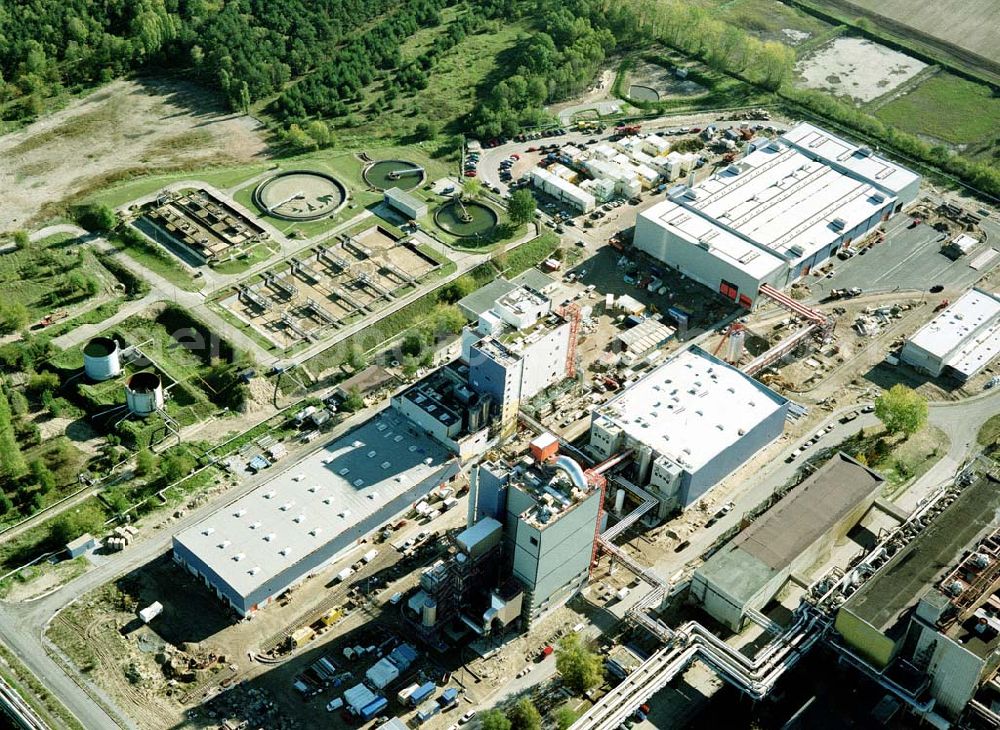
<box><xmin>871</xmin><ymin>192</ymin><xmax>885</xmax><ymax>203</ymax></box>
<box><xmin>202</xmin><ymin>527</ymin><xmax>214</xmax><ymax>536</ymax></box>
<box><xmin>831</xmin><ymin>217</ymin><xmax>846</xmax><ymax>230</ymax></box>
<box><xmin>858</xmin><ymin>146</ymin><xmax>873</xmax><ymax>157</ymax></box>
<box><xmin>788</xmin><ymin>244</ymin><xmax>806</xmax><ymax>257</ymax></box>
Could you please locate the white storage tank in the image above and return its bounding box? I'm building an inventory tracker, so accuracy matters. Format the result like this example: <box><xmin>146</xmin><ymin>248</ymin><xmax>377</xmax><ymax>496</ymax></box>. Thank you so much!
<box><xmin>125</xmin><ymin>372</ymin><xmax>164</xmax><ymax>416</ymax></box>
<box><xmin>83</xmin><ymin>337</ymin><xmax>121</xmax><ymax>381</ymax></box>
<box><xmin>422</xmin><ymin>598</ymin><xmax>437</xmax><ymax>627</ymax></box>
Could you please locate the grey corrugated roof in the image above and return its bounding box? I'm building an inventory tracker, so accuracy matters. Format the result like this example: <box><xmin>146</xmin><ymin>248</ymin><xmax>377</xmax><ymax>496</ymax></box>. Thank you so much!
<box><xmin>734</xmin><ymin>452</ymin><xmax>884</xmax><ymax>570</ymax></box>
<box><xmin>511</xmin><ymin>267</ymin><xmax>556</xmax><ymax>293</ymax></box>
<box><xmin>697</xmin><ymin>453</ymin><xmax>884</xmax><ymax>605</ymax></box>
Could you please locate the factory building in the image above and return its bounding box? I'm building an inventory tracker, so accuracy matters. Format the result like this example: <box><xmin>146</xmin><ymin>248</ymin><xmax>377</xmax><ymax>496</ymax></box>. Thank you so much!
<box><xmin>529</xmin><ymin>167</ymin><xmax>596</xmax><ymax>212</ymax></box>
<box><xmin>468</xmin><ymin>444</ymin><xmax>602</xmax><ymax>626</ymax></box>
<box><xmin>588</xmin><ymin>347</ymin><xmax>787</xmax><ymax>515</ymax></box>
<box><xmin>691</xmin><ymin>453</ymin><xmax>884</xmax><ymax>631</ymax></box>
<box><xmin>404</xmin><ymin>517</ymin><xmax>524</xmax><ymax>645</ymax></box>
<box><xmin>634</xmin><ymin>122</ymin><xmax>920</xmax><ymax>307</ymax></box>
<box><xmin>390</xmin><ymin>364</ymin><xmax>492</xmax><ymax>462</ymax></box>
<box><xmin>900</xmin><ymin>288</ymin><xmax>1000</xmax><ymax>381</ymax></box>
<box><xmin>462</xmin><ymin>286</ymin><xmax>572</xmax><ymax>436</ymax></box>
<box><xmin>172</xmin><ymin>410</ymin><xmax>457</xmax><ymax>617</ymax></box>
<box><xmin>835</xmin><ymin>473</ymin><xmax>1000</xmax><ymax>721</ymax></box>
<box><xmin>383</xmin><ymin>187</ymin><xmax>428</xmax><ymax>220</ymax></box>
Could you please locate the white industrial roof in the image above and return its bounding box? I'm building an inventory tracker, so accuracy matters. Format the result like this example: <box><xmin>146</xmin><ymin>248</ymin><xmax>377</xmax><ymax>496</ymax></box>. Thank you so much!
<box><xmin>638</xmin><ymin>199</ymin><xmax>784</xmax><ymax>280</ymax></box>
<box><xmin>530</xmin><ymin>167</ymin><xmax>595</xmax><ymax>207</ymax></box>
<box><xmin>781</xmin><ymin>122</ymin><xmax>920</xmax><ymax>195</ymax></box>
<box><xmin>907</xmin><ymin>288</ymin><xmax>1000</xmax><ymax>377</ymax></box>
<box><xmin>616</xmin><ymin>318</ymin><xmax>676</xmax><ymax>353</ymax></box>
<box><xmin>595</xmin><ymin>347</ymin><xmax>786</xmax><ymax>472</ymax></box>
<box><xmin>680</xmin><ymin>141</ymin><xmax>893</xmax><ymax>262</ymax></box>
<box><xmin>174</xmin><ymin>410</ymin><xmax>452</xmax><ymax>599</ymax></box>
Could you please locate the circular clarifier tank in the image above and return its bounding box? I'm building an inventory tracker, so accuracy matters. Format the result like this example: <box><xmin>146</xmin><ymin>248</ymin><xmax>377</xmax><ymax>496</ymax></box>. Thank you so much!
<box><xmin>253</xmin><ymin>170</ymin><xmax>347</xmax><ymax>221</ymax></box>
<box><xmin>362</xmin><ymin>160</ymin><xmax>426</xmax><ymax>191</ymax></box>
<box><xmin>433</xmin><ymin>199</ymin><xmax>499</xmax><ymax>238</ymax></box>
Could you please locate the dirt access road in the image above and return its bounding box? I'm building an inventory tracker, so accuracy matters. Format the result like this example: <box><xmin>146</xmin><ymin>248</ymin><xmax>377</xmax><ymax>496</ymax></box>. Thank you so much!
<box><xmin>0</xmin><ymin>78</ymin><xmax>268</xmax><ymax>234</ymax></box>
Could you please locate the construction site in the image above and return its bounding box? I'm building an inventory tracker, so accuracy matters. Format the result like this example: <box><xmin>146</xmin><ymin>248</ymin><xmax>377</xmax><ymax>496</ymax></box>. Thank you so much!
<box><xmin>218</xmin><ymin>225</ymin><xmax>445</xmax><ymax>350</ymax></box>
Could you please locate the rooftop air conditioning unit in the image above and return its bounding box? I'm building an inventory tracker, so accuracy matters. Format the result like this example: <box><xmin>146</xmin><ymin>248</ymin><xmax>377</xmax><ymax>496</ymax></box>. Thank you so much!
<box><xmin>831</xmin><ymin>217</ymin><xmax>846</xmax><ymax>230</ymax></box>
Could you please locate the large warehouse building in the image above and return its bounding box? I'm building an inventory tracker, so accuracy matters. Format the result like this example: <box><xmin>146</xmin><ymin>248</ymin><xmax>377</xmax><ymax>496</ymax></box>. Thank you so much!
<box><xmin>173</xmin><ymin>410</ymin><xmax>458</xmax><ymax>617</ymax></box>
<box><xmin>634</xmin><ymin>122</ymin><xmax>920</xmax><ymax>307</ymax></box>
<box><xmin>900</xmin><ymin>288</ymin><xmax>1000</xmax><ymax>381</ymax></box>
<box><xmin>691</xmin><ymin>453</ymin><xmax>884</xmax><ymax>631</ymax></box>
<box><xmin>588</xmin><ymin>346</ymin><xmax>788</xmax><ymax>515</ymax></box>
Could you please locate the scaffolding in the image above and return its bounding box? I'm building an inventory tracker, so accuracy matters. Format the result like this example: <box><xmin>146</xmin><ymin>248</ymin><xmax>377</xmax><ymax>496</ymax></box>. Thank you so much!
<box><xmin>238</xmin><ymin>286</ymin><xmax>270</xmax><ymax>311</ymax></box>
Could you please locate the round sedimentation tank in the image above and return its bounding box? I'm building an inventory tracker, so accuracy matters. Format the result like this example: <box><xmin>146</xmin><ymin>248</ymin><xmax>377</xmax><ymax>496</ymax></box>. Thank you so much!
<box><xmin>253</xmin><ymin>170</ymin><xmax>346</xmax><ymax>221</ymax></box>
<box><xmin>362</xmin><ymin>160</ymin><xmax>425</xmax><ymax>191</ymax></box>
<box><xmin>628</xmin><ymin>84</ymin><xmax>660</xmax><ymax>102</ymax></box>
<box><xmin>434</xmin><ymin>199</ymin><xmax>499</xmax><ymax>239</ymax></box>
<box><xmin>422</xmin><ymin>598</ymin><xmax>437</xmax><ymax>627</ymax></box>
<box><xmin>125</xmin><ymin>372</ymin><xmax>164</xmax><ymax>417</ymax></box>
<box><xmin>83</xmin><ymin>337</ymin><xmax>121</xmax><ymax>382</ymax></box>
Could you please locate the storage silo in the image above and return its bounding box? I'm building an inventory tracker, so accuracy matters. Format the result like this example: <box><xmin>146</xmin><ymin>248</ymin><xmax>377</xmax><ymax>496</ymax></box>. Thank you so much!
<box><xmin>125</xmin><ymin>372</ymin><xmax>164</xmax><ymax>417</ymax></box>
<box><xmin>421</xmin><ymin>598</ymin><xmax>437</xmax><ymax>627</ymax></box>
<box><xmin>83</xmin><ymin>337</ymin><xmax>121</xmax><ymax>382</ymax></box>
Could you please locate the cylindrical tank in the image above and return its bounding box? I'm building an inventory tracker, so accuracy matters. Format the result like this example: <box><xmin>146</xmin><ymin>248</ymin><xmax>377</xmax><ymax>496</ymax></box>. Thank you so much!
<box><xmin>83</xmin><ymin>337</ymin><xmax>121</xmax><ymax>381</ymax></box>
<box><xmin>421</xmin><ymin>598</ymin><xmax>437</xmax><ymax>627</ymax></box>
<box><xmin>125</xmin><ymin>372</ymin><xmax>164</xmax><ymax>416</ymax></box>
<box><xmin>727</xmin><ymin>329</ymin><xmax>745</xmax><ymax>362</ymax></box>
<box><xmin>614</xmin><ymin>488</ymin><xmax>626</xmax><ymax>514</ymax></box>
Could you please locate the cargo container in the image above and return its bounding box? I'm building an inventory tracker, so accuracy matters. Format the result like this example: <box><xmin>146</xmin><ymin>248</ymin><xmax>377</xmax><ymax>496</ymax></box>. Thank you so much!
<box><xmin>359</xmin><ymin>696</ymin><xmax>388</xmax><ymax>721</ymax></box>
<box><xmin>366</xmin><ymin>658</ymin><xmax>399</xmax><ymax>689</ymax></box>
<box><xmin>409</xmin><ymin>681</ymin><xmax>436</xmax><ymax>706</ymax></box>
<box><xmin>438</xmin><ymin>688</ymin><xmax>460</xmax><ymax>709</ymax></box>
<box><xmin>336</xmin><ymin>567</ymin><xmax>354</xmax><ymax>583</ymax></box>
<box><xmin>416</xmin><ymin>699</ymin><xmax>441</xmax><ymax>723</ymax></box>
<box><xmin>363</xmin><ymin>549</ymin><xmax>379</xmax><ymax>563</ymax></box>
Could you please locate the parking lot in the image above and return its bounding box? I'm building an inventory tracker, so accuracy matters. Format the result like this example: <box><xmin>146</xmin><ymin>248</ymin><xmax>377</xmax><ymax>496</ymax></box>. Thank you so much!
<box><xmin>808</xmin><ymin>211</ymin><xmax>999</xmax><ymax>299</ymax></box>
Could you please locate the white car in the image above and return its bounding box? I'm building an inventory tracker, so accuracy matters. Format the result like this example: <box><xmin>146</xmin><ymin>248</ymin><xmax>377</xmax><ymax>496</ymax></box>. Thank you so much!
<box><xmin>460</xmin><ymin>710</ymin><xmax>477</xmax><ymax>724</ymax></box>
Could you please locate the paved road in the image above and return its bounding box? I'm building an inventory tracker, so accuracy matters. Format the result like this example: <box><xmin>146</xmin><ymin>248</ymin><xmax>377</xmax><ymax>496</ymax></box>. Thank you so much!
<box><xmin>646</xmin><ymin>388</ymin><xmax>1000</xmax><ymax>583</ymax></box>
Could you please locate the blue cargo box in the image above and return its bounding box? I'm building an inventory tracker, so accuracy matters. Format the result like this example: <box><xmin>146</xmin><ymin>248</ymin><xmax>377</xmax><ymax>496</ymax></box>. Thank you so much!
<box><xmin>359</xmin><ymin>696</ymin><xmax>388</xmax><ymax>721</ymax></box>
<box><xmin>409</xmin><ymin>681</ymin><xmax>436</xmax><ymax>705</ymax></box>
<box><xmin>438</xmin><ymin>688</ymin><xmax>459</xmax><ymax>707</ymax></box>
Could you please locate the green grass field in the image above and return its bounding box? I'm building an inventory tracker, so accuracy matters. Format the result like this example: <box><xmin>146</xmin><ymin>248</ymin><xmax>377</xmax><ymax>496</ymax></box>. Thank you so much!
<box><xmin>0</xmin><ymin>233</ymin><xmax>123</xmax><ymax>322</ymax></box>
<box><xmin>714</xmin><ymin>0</ymin><xmax>831</xmax><ymax>43</ymax></box>
<box><xmin>876</xmin><ymin>72</ymin><xmax>1000</xmax><ymax>146</ymax></box>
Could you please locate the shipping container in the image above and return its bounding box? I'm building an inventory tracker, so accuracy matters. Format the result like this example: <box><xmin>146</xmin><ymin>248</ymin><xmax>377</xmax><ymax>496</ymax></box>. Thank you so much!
<box><xmin>359</xmin><ymin>696</ymin><xmax>388</xmax><ymax>721</ymax></box>
<box><xmin>409</xmin><ymin>681</ymin><xmax>436</xmax><ymax>706</ymax></box>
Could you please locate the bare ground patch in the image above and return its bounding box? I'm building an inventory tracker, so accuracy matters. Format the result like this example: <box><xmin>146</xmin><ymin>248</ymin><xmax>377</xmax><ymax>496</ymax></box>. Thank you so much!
<box><xmin>0</xmin><ymin>78</ymin><xmax>269</xmax><ymax>234</ymax></box>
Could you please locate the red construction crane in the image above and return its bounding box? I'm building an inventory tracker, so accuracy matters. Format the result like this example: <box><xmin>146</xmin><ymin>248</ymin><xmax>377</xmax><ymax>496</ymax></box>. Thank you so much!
<box><xmin>558</xmin><ymin>302</ymin><xmax>582</xmax><ymax>379</ymax></box>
